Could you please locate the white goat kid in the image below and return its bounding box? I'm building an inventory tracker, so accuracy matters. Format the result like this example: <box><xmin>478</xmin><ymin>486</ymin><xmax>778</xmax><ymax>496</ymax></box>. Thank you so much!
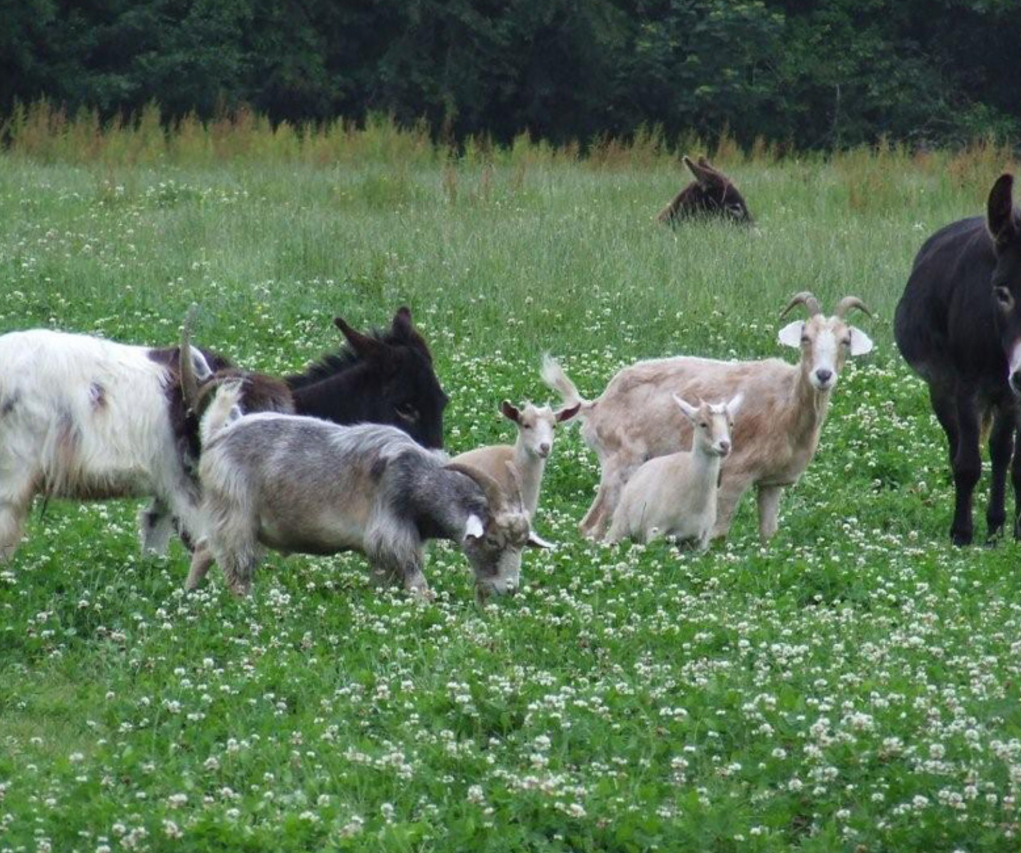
<box><xmin>543</xmin><ymin>292</ymin><xmax>873</xmax><ymax>543</ymax></box>
<box><xmin>451</xmin><ymin>399</ymin><xmax>579</xmax><ymax>521</ymax></box>
<box><xmin>0</xmin><ymin>328</ymin><xmax>218</xmax><ymax>561</ymax></box>
<box><xmin>607</xmin><ymin>394</ymin><xmax>740</xmax><ymax>548</ymax></box>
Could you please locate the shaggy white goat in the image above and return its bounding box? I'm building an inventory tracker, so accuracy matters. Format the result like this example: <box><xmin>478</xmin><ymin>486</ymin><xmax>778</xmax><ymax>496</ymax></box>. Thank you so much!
<box><xmin>543</xmin><ymin>292</ymin><xmax>873</xmax><ymax>542</ymax></box>
<box><xmin>450</xmin><ymin>399</ymin><xmax>579</xmax><ymax>521</ymax></box>
<box><xmin>185</xmin><ymin>382</ymin><xmax>551</xmax><ymax>600</ymax></box>
<box><xmin>606</xmin><ymin>394</ymin><xmax>740</xmax><ymax>548</ymax></box>
<box><xmin>0</xmin><ymin>329</ymin><xmax>217</xmax><ymax>560</ymax></box>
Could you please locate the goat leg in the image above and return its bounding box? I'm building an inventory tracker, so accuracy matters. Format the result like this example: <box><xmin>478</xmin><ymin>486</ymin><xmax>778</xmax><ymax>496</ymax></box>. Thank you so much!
<box><xmin>756</xmin><ymin>485</ymin><xmax>784</xmax><ymax>542</ymax></box>
<box><xmin>184</xmin><ymin>543</ymin><xmax>215</xmax><ymax>591</ymax></box>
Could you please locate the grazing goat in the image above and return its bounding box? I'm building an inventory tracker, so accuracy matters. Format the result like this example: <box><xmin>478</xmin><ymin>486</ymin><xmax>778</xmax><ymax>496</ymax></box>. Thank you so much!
<box><xmin>607</xmin><ymin>394</ymin><xmax>740</xmax><ymax>548</ymax></box>
<box><xmin>543</xmin><ymin>292</ymin><xmax>873</xmax><ymax>542</ymax></box>
<box><xmin>141</xmin><ymin>306</ymin><xmax>449</xmax><ymax>554</ymax></box>
<box><xmin>184</xmin><ymin>383</ymin><xmax>551</xmax><ymax>600</ymax></box>
<box><xmin>0</xmin><ymin>327</ymin><xmax>292</xmax><ymax>562</ymax></box>
<box><xmin>450</xmin><ymin>399</ymin><xmax>580</xmax><ymax>520</ymax></box>
<box><xmin>895</xmin><ymin>172</ymin><xmax>1021</xmax><ymax>545</ymax></box>
<box><xmin>657</xmin><ymin>156</ymin><xmax>752</xmax><ymax>225</ymax></box>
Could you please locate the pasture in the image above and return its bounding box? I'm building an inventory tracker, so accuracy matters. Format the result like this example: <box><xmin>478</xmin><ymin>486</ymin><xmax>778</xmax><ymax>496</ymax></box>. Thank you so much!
<box><xmin>2</xmin><ymin>125</ymin><xmax>1021</xmax><ymax>851</ymax></box>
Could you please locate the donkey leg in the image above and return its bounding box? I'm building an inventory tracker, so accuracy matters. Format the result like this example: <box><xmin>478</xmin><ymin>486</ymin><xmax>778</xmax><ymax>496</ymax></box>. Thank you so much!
<box><xmin>987</xmin><ymin>406</ymin><xmax>1016</xmax><ymax>540</ymax></box>
<box><xmin>950</xmin><ymin>390</ymin><xmax>982</xmax><ymax>546</ymax></box>
<box><xmin>1010</xmin><ymin>428</ymin><xmax>1021</xmax><ymax>539</ymax></box>
<box><xmin>929</xmin><ymin>385</ymin><xmax>960</xmax><ymax>467</ymax></box>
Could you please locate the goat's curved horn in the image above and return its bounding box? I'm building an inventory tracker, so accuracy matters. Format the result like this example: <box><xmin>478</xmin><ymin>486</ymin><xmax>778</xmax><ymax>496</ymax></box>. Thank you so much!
<box><xmin>834</xmin><ymin>296</ymin><xmax>873</xmax><ymax>320</ymax></box>
<box><xmin>779</xmin><ymin>291</ymin><xmax>822</xmax><ymax>319</ymax></box>
<box><xmin>180</xmin><ymin>304</ymin><xmax>201</xmax><ymax>414</ymax></box>
<box><xmin>445</xmin><ymin>462</ymin><xmax>507</xmax><ymax>515</ymax></box>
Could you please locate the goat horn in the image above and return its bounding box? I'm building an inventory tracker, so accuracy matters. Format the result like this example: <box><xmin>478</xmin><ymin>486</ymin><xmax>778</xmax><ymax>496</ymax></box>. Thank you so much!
<box><xmin>445</xmin><ymin>462</ymin><xmax>507</xmax><ymax>515</ymax></box>
<box><xmin>834</xmin><ymin>296</ymin><xmax>873</xmax><ymax>319</ymax></box>
<box><xmin>180</xmin><ymin>304</ymin><xmax>201</xmax><ymax>414</ymax></box>
<box><xmin>779</xmin><ymin>291</ymin><xmax>822</xmax><ymax>319</ymax></box>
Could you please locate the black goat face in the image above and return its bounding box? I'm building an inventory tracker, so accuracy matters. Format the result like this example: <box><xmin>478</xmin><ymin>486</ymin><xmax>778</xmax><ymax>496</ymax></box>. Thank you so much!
<box><xmin>987</xmin><ymin>175</ymin><xmax>1021</xmax><ymax>393</ymax></box>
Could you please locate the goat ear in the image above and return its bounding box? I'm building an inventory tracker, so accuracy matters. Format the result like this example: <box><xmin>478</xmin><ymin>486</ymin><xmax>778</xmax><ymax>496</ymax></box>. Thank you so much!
<box><xmin>500</xmin><ymin>400</ymin><xmax>521</xmax><ymax>423</ymax></box>
<box><xmin>848</xmin><ymin>327</ymin><xmax>874</xmax><ymax>357</ymax></box>
<box><xmin>726</xmin><ymin>392</ymin><xmax>744</xmax><ymax>416</ymax></box>
<box><xmin>190</xmin><ymin>349</ymin><xmax>213</xmax><ymax>382</ymax></box>
<box><xmin>556</xmin><ymin>402</ymin><xmax>581</xmax><ymax>423</ymax></box>
<box><xmin>778</xmin><ymin>320</ymin><xmax>804</xmax><ymax>349</ymax></box>
<box><xmin>672</xmin><ymin>393</ymin><xmax>699</xmax><ymax>422</ymax></box>
<box><xmin>987</xmin><ymin>174</ymin><xmax>1017</xmax><ymax>249</ymax></box>
<box><xmin>334</xmin><ymin>317</ymin><xmax>388</xmax><ymax>362</ymax></box>
<box><xmin>463</xmin><ymin>514</ymin><xmax>485</xmax><ymax>542</ymax></box>
<box><xmin>526</xmin><ymin>529</ymin><xmax>555</xmax><ymax>549</ymax></box>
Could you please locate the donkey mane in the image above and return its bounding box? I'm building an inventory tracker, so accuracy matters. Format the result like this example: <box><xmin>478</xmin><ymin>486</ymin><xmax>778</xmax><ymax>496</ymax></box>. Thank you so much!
<box><xmin>285</xmin><ymin>323</ymin><xmax>432</xmax><ymax>390</ymax></box>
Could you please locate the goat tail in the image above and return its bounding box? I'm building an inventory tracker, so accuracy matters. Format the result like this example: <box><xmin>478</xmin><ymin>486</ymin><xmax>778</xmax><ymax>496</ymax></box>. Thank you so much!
<box><xmin>200</xmin><ymin>379</ymin><xmax>244</xmax><ymax>446</ymax></box>
<box><xmin>541</xmin><ymin>355</ymin><xmax>592</xmax><ymax>416</ymax></box>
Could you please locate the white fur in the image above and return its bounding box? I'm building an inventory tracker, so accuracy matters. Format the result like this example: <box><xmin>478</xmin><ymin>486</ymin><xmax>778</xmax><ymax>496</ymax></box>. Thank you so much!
<box><xmin>0</xmin><ymin>329</ymin><xmax>209</xmax><ymax>560</ymax></box>
<box><xmin>607</xmin><ymin>395</ymin><xmax>738</xmax><ymax>547</ymax></box>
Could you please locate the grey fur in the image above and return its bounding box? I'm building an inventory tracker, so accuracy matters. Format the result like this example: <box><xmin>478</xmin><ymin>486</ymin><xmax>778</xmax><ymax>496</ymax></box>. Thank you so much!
<box><xmin>187</xmin><ymin>396</ymin><xmax>541</xmax><ymax>599</ymax></box>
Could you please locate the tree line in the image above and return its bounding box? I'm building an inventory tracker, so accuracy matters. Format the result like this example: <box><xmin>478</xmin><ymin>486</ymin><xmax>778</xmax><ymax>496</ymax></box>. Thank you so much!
<box><xmin>2</xmin><ymin>0</ymin><xmax>1019</xmax><ymax>151</ymax></box>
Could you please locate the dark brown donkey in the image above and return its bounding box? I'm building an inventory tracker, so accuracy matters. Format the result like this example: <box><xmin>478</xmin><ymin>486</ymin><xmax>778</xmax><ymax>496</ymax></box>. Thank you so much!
<box><xmin>895</xmin><ymin>173</ymin><xmax>1021</xmax><ymax>544</ymax></box>
<box><xmin>657</xmin><ymin>156</ymin><xmax>752</xmax><ymax>225</ymax></box>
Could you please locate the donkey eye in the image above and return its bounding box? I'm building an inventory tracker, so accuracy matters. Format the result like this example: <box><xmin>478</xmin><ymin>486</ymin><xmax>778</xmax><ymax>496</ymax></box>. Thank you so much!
<box><xmin>995</xmin><ymin>287</ymin><xmax>1013</xmax><ymax>308</ymax></box>
<box><xmin>395</xmin><ymin>403</ymin><xmax>419</xmax><ymax>423</ymax></box>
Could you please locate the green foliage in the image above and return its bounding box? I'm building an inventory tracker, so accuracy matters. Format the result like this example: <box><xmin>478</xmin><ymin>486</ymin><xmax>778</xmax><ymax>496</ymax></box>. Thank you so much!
<box><xmin>1</xmin><ymin>0</ymin><xmax>1019</xmax><ymax>150</ymax></box>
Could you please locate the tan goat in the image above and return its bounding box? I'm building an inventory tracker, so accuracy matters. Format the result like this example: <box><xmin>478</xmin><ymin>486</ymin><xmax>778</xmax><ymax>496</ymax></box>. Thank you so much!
<box><xmin>451</xmin><ymin>399</ymin><xmax>580</xmax><ymax>521</ymax></box>
<box><xmin>543</xmin><ymin>293</ymin><xmax>874</xmax><ymax>542</ymax></box>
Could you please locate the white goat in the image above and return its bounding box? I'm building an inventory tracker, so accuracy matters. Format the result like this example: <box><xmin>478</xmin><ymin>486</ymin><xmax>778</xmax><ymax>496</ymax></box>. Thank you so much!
<box><xmin>450</xmin><ymin>399</ymin><xmax>580</xmax><ymax>521</ymax></box>
<box><xmin>543</xmin><ymin>292</ymin><xmax>873</xmax><ymax>542</ymax></box>
<box><xmin>0</xmin><ymin>329</ymin><xmax>212</xmax><ymax>560</ymax></box>
<box><xmin>0</xmin><ymin>325</ymin><xmax>292</xmax><ymax>562</ymax></box>
<box><xmin>606</xmin><ymin>394</ymin><xmax>739</xmax><ymax>548</ymax></box>
<box><xmin>185</xmin><ymin>382</ymin><xmax>551</xmax><ymax>600</ymax></box>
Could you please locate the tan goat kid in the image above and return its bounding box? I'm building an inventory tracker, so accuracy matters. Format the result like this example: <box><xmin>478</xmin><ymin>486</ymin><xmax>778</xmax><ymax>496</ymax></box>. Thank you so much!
<box><xmin>451</xmin><ymin>399</ymin><xmax>580</xmax><ymax>522</ymax></box>
<box><xmin>543</xmin><ymin>293</ymin><xmax>874</xmax><ymax>542</ymax></box>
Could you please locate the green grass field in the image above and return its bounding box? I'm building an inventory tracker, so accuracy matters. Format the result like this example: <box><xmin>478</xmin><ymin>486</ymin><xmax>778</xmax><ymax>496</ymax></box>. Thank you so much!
<box><xmin>2</xmin><ymin>131</ymin><xmax>1021</xmax><ymax>851</ymax></box>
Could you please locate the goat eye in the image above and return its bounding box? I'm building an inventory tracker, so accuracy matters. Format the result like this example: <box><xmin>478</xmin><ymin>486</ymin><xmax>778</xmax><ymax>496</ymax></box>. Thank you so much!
<box><xmin>995</xmin><ymin>287</ymin><xmax>1013</xmax><ymax>308</ymax></box>
<box><xmin>800</xmin><ymin>335</ymin><xmax>810</xmax><ymax>345</ymax></box>
<box><xmin>700</xmin><ymin>422</ymin><xmax>709</xmax><ymax>429</ymax></box>
<box><xmin>842</xmin><ymin>337</ymin><xmax>852</xmax><ymax>347</ymax></box>
<box><xmin>395</xmin><ymin>403</ymin><xmax>419</xmax><ymax>423</ymax></box>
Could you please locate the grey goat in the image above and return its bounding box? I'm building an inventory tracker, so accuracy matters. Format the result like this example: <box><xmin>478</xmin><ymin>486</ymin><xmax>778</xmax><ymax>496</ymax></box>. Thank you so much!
<box><xmin>185</xmin><ymin>381</ymin><xmax>549</xmax><ymax>600</ymax></box>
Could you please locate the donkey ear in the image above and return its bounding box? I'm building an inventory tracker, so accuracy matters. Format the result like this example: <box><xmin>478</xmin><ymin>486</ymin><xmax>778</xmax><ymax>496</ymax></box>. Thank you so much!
<box><xmin>334</xmin><ymin>317</ymin><xmax>388</xmax><ymax>361</ymax></box>
<box><xmin>778</xmin><ymin>320</ymin><xmax>804</xmax><ymax>349</ymax></box>
<box><xmin>683</xmin><ymin>155</ymin><xmax>710</xmax><ymax>187</ymax></box>
<box><xmin>500</xmin><ymin>400</ymin><xmax>521</xmax><ymax>423</ymax></box>
<box><xmin>390</xmin><ymin>306</ymin><xmax>433</xmax><ymax>362</ymax></box>
<box><xmin>987</xmin><ymin>173</ymin><xmax>1017</xmax><ymax>249</ymax></box>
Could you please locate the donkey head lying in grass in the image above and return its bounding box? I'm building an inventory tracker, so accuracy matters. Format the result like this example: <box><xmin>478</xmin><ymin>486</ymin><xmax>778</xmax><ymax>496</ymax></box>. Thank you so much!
<box><xmin>657</xmin><ymin>155</ymin><xmax>753</xmax><ymax>225</ymax></box>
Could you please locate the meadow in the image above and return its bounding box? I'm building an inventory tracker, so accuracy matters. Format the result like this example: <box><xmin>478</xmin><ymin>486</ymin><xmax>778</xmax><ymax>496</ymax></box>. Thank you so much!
<box><xmin>2</xmin><ymin>111</ymin><xmax>1021</xmax><ymax>851</ymax></box>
